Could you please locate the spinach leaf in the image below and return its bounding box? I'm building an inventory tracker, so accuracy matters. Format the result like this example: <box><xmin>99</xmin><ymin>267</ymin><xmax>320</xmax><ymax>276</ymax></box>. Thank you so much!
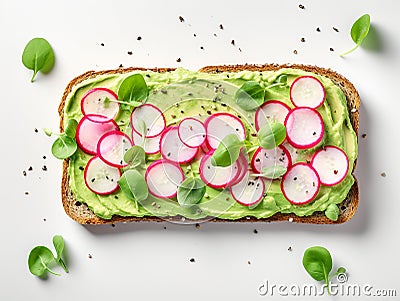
<box><xmin>303</xmin><ymin>246</ymin><xmax>332</xmax><ymax>294</ymax></box>
<box><xmin>28</xmin><ymin>246</ymin><xmax>60</xmax><ymax>277</ymax></box>
<box><xmin>211</xmin><ymin>134</ymin><xmax>243</xmax><ymax>167</ymax></box>
<box><xmin>51</xmin><ymin>135</ymin><xmax>77</xmax><ymax>159</ymax></box>
<box><xmin>256</xmin><ymin>166</ymin><xmax>287</xmax><ymax>179</ymax></box>
<box><xmin>325</xmin><ymin>204</ymin><xmax>339</xmax><ymax>221</ymax></box>
<box><xmin>340</xmin><ymin>14</ymin><xmax>370</xmax><ymax>56</ymax></box>
<box><xmin>22</xmin><ymin>38</ymin><xmax>55</xmax><ymax>82</ymax></box>
<box><xmin>258</xmin><ymin>122</ymin><xmax>286</xmax><ymax>149</ymax></box>
<box><xmin>64</xmin><ymin>119</ymin><xmax>78</xmax><ymax>139</ymax></box>
<box><xmin>118</xmin><ymin>170</ymin><xmax>148</xmax><ymax>203</ymax></box>
<box><xmin>177</xmin><ymin>177</ymin><xmax>206</xmax><ymax>208</ymax></box>
<box><xmin>124</xmin><ymin>146</ymin><xmax>146</xmax><ymax>170</ymax></box>
<box><xmin>52</xmin><ymin>235</ymin><xmax>69</xmax><ymax>273</ymax></box>
<box><xmin>118</xmin><ymin>74</ymin><xmax>148</xmax><ymax>105</ymax></box>
<box><xmin>235</xmin><ymin>81</ymin><xmax>265</xmax><ymax>111</ymax></box>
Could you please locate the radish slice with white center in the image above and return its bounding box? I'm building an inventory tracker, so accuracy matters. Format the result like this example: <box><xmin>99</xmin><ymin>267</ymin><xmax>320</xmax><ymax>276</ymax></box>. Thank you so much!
<box><xmin>311</xmin><ymin>146</ymin><xmax>349</xmax><ymax>186</ymax></box>
<box><xmin>132</xmin><ymin>130</ymin><xmax>161</xmax><ymax>155</ymax></box>
<box><xmin>178</xmin><ymin>118</ymin><xmax>207</xmax><ymax>148</ymax></box>
<box><xmin>228</xmin><ymin>153</ymin><xmax>249</xmax><ymax>187</ymax></box>
<box><xmin>81</xmin><ymin>88</ymin><xmax>119</xmax><ymax>122</ymax></box>
<box><xmin>285</xmin><ymin>107</ymin><xmax>324</xmax><ymax>149</ymax></box>
<box><xmin>145</xmin><ymin>160</ymin><xmax>184</xmax><ymax>198</ymax></box>
<box><xmin>251</xmin><ymin>145</ymin><xmax>292</xmax><ymax>178</ymax></box>
<box><xmin>76</xmin><ymin>115</ymin><xmax>119</xmax><ymax>155</ymax></box>
<box><xmin>131</xmin><ymin>104</ymin><xmax>166</xmax><ymax>138</ymax></box>
<box><xmin>205</xmin><ymin>113</ymin><xmax>246</xmax><ymax>149</ymax></box>
<box><xmin>231</xmin><ymin>171</ymin><xmax>265</xmax><ymax>207</ymax></box>
<box><xmin>160</xmin><ymin>126</ymin><xmax>198</xmax><ymax>164</ymax></box>
<box><xmin>255</xmin><ymin>100</ymin><xmax>291</xmax><ymax>131</ymax></box>
<box><xmin>199</xmin><ymin>151</ymin><xmax>240</xmax><ymax>189</ymax></box>
<box><xmin>290</xmin><ymin>76</ymin><xmax>325</xmax><ymax>108</ymax></box>
<box><xmin>281</xmin><ymin>163</ymin><xmax>320</xmax><ymax>205</ymax></box>
<box><xmin>84</xmin><ymin>156</ymin><xmax>121</xmax><ymax>195</ymax></box>
<box><xmin>97</xmin><ymin>131</ymin><xmax>133</xmax><ymax>168</ymax></box>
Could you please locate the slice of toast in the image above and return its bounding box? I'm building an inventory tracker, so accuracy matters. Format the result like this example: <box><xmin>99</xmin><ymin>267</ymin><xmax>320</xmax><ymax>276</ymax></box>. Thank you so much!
<box><xmin>59</xmin><ymin>64</ymin><xmax>360</xmax><ymax>225</ymax></box>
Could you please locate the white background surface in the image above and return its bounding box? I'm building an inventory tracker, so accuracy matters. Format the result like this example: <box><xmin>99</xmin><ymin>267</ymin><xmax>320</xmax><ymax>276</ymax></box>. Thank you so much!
<box><xmin>1</xmin><ymin>0</ymin><xmax>399</xmax><ymax>300</ymax></box>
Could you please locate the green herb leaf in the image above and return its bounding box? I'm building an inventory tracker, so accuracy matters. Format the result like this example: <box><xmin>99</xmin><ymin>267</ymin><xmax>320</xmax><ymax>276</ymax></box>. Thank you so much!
<box><xmin>124</xmin><ymin>145</ymin><xmax>146</xmax><ymax>169</ymax></box>
<box><xmin>28</xmin><ymin>246</ymin><xmax>60</xmax><ymax>277</ymax></box>
<box><xmin>258</xmin><ymin>122</ymin><xmax>286</xmax><ymax>149</ymax></box>
<box><xmin>277</xmin><ymin>74</ymin><xmax>288</xmax><ymax>85</ymax></box>
<box><xmin>22</xmin><ymin>38</ymin><xmax>55</xmax><ymax>82</ymax></box>
<box><xmin>118</xmin><ymin>74</ymin><xmax>148</xmax><ymax>105</ymax></box>
<box><xmin>64</xmin><ymin>119</ymin><xmax>78</xmax><ymax>139</ymax></box>
<box><xmin>325</xmin><ymin>204</ymin><xmax>340</xmax><ymax>221</ymax></box>
<box><xmin>259</xmin><ymin>166</ymin><xmax>287</xmax><ymax>179</ymax></box>
<box><xmin>235</xmin><ymin>81</ymin><xmax>265</xmax><ymax>111</ymax></box>
<box><xmin>51</xmin><ymin>135</ymin><xmax>77</xmax><ymax>159</ymax></box>
<box><xmin>177</xmin><ymin>177</ymin><xmax>206</xmax><ymax>208</ymax></box>
<box><xmin>118</xmin><ymin>170</ymin><xmax>148</xmax><ymax>203</ymax></box>
<box><xmin>211</xmin><ymin>134</ymin><xmax>243</xmax><ymax>167</ymax></box>
<box><xmin>340</xmin><ymin>14</ymin><xmax>371</xmax><ymax>56</ymax></box>
<box><xmin>303</xmin><ymin>246</ymin><xmax>332</xmax><ymax>294</ymax></box>
<box><xmin>52</xmin><ymin>235</ymin><xmax>69</xmax><ymax>273</ymax></box>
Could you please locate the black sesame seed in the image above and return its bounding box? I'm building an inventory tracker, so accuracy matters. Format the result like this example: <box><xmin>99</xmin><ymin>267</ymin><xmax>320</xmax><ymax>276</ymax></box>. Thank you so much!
<box><xmin>293</xmin><ymin>49</ymin><xmax>298</xmax><ymax>55</ymax></box>
<box><xmin>91</xmin><ymin>178</ymin><xmax>95</xmax><ymax>183</ymax></box>
<box><xmin>176</xmin><ymin>58</ymin><xmax>181</xmax><ymax>62</ymax></box>
<box><xmin>253</xmin><ymin>229</ymin><xmax>258</xmax><ymax>234</ymax></box>
<box><xmin>330</xmin><ymin>47</ymin><xmax>334</xmax><ymax>52</ymax></box>
<box><xmin>137</xmin><ymin>36</ymin><xmax>142</xmax><ymax>40</ymax></box>
<box><xmin>115</xmin><ymin>195</ymin><xmax>119</xmax><ymax>199</ymax></box>
<box><xmin>146</xmin><ymin>74</ymin><xmax>151</xmax><ymax>78</ymax></box>
<box><xmin>79</xmin><ymin>166</ymin><xmax>84</xmax><ymax>171</ymax></box>
<box><xmin>101</xmin><ymin>43</ymin><xmax>104</xmax><ymax>46</ymax></box>
<box><xmin>219</xmin><ymin>24</ymin><xmax>224</xmax><ymax>30</ymax></box>
<box><xmin>34</xmin><ymin>128</ymin><xmax>38</xmax><ymax>133</ymax></box>
<box><xmin>180</xmin><ymin>110</ymin><xmax>185</xmax><ymax>114</ymax></box>
<box><xmin>23</xmin><ymin>170</ymin><xmax>27</xmax><ymax>176</ymax></box>
<box><xmin>161</xmin><ymin>89</ymin><xmax>168</xmax><ymax>94</ymax></box>
<box><xmin>255</xmin><ymin>158</ymin><xmax>260</xmax><ymax>162</ymax></box>
<box><xmin>299</xmin><ymin>4</ymin><xmax>305</xmax><ymax>9</ymax></box>
<box><xmin>42</xmin><ymin>165</ymin><xmax>47</xmax><ymax>171</ymax></box>
<box><xmin>127</xmin><ymin>51</ymin><xmax>133</xmax><ymax>55</ymax></box>
<box><xmin>119</xmin><ymin>64</ymin><xmax>123</xmax><ymax>68</ymax></box>
<box><xmin>316</xmin><ymin>27</ymin><xmax>321</xmax><ymax>32</ymax></box>
<box><xmin>200</xmin><ymin>46</ymin><xmax>204</xmax><ymax>50</ymax></box>
<box><xmin>206</xmin><ymin>110</ymin><xmax>212</xmax><ymax>115</ymax></box>
<box><xmin>301</xmin><ymin>37</ymin><xmax>305</xmax><ymax>42</ymax></box>
<box><xmin>28</xmin><ymin>166</ymin><xmax>33</xmax><ymax>171</ymax></box>
<box><xmin>167</xmin><ymin>152</ymin><xmax>171</xmax><ymax>157</ymax></box>
<box><xmin>293</xmin><ymin>177</ymin><xmax>297</xmax><ymax>181</ymax></box>
<box><xmin>75</xmin><ymin>201</ymin><xmax>82</xmax><ymax>206</ymax></box>
<box><xmin>179</xmin><ymin>16</ymin><xmax>184</xmax><ymax>22</ymax></box>
<box><xmin>189</xmin><ymin>258</ymin><xmax>195</xmax><ymax>263</ymax></box>
<box><xmin>231</xmin><ymin>39</ymin><xmax>235</xmax><ymax>46</ymax></box>
<box><xmin>333</xmin><ymin>27</ymin><xmax>339</xmax><ymax>32</ymax></box>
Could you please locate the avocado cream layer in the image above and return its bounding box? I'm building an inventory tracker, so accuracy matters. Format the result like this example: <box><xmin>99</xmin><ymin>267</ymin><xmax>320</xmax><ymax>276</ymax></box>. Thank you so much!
<box><xmin>63</xmin><ymin>68</ymin><xmax>357</xmax><ymax>220</ymax></box>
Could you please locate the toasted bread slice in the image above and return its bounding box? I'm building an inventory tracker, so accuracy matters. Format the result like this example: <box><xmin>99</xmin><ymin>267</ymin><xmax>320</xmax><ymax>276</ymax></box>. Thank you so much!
<box><xmin>59</xmin><ymin>64</ymin><xmax>360</xmax><ymax>225</ymax></box>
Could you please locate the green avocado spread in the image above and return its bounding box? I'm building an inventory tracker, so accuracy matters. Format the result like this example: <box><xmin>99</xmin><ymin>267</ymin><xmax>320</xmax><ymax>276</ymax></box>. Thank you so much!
<box><xmin>64</xmin><ymin>68</ymin><xmax>357</xmax><ymax>220</ymax></box>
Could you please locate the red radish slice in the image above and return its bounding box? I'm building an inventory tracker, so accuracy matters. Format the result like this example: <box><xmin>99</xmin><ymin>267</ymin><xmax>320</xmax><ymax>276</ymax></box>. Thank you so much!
<box><xmin>131</xmin><ymin>104</ymin><xmax>166</xmax><ymax>138</ymax></box>
<box><xmin>285</xmin><ymin>107</ymin><xmax>324</xmax><ymax>149</ymax></box>
<box><xmin>228</xmin><ymin>152</ymin><xmax>249</xmax><ymax>187</ymax></box>
<box><xmin>311</xmin><ymin>146</ymin><xmax>349</xmax><ymax>186</ymax></box>
<box><xmin>199</xmin><ymin>151</ymin><xmax>240</xmax><ymax>189</ymax></box>
<box><xmin>160</xmin><ymin>126</ymin><xmax>198</xmax><ymax>164</ymax></box>
<box><xmin>255</xmin><ymin>100</ymin><xmax>291</xmax><ymax>131</ymax></box>
<box><xmin>281</xmin><ymin>163</ymin><xmax>320</xmax><ymax>205</ymax></box>
<box><xmin>97</xmin><ymin>131</ymin><xmax>133</xmax><ymax>168</ymax></box>
<box><xmin>205</xmin><ymin>113</ymin><xmax>246</xmax><ymax>149</ymax></box>
<box><xmin>178</xmin><ymin>118</ymin><xmax>207</xmax><ymax>148</ymax></box>
<box><xmin>201</xmin><ymin>142</ymin><xmax>211</xmax><ymax>154</ymax></box>
<box><xmin>290</xmin><ymin>76</ymin><xmax>325</xmax><ymax>109</ymax></box>
<box><xmin>231</xmin><ymin>171</ymin><xmax>265</xmax><ymax>207</ymax></box>
<box><xmin>84</xmin><ymin>156</ymin><xmax>121</xmax><ymax>195</ymax></box>
<box><xmin>251</xmin><ymin>145</ymin><xmax>292</xmax><ymax>178</ymax></box>
<box><xmin>145</xmin><ymin>160</ymin><xmax>184</xmax><ymax>198</ymax></box>
<box><xmin>132</xmin><ymin>130</ymin><xmax>161</xmax><ymax>155</ymax></box>
<box><xmin>81</xmin><ymin>88</ymin><xmax>119</xmax><ymax>122</ymax></box>
<box><xmin>76</xmin><ymin>115</ymin><xmax>119</xmax><ymax>155</ymax></box>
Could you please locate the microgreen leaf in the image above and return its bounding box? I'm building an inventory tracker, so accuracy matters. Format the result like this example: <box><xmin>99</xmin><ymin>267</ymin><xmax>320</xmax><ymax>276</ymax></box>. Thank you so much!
<box><xmin>255</xmin><ymin>166</ymin><xmax>287</xmax><ymax>179</ymax></box>
<box><xmin>28</xmin><ymin>246</ymin><xmax>60</xmax><ymax>277</ymax></box>
<box><xmin>22</xmin><ymin>38</ymin><xmax>55</xmax><ymax>82</ymax></box>
<box><xmin>235</xmin><ymin>81</ymin><xmax>265</xmax><ymax>111</ymax></box>
<box><xmin>64</xmin><ymin>119</ymin><xmax>78</xmax><ymax>139</ymax></box>
<box><xmin>325</xmin><ymin>204</ymin><xmax>340</xmax><ymax>221</ymax></box>
<box><xmin>134</xmin><ymin>118</ymin><xmax>147</xmax><ymax>139</ymax></box>
<box><xmin>118</xmin><ymin>170</ymin><xmax>148</xmax><ymax>203</ymax></box>
<box><xmin>211</xmin><ymin>134</ymin><xmax>243</xmax><ymax>167</ymax></box>
<box><xmin>277</xmin><ymin>74</ymin><xmax>288</xmax><ymax>85</ymax></box>
<box><xmin>340</xmin><ymin>14</ymin><xmax>371</xmax><ymax>56</ymax></box>
<box><xmin>303</xmin><ymin>246</ymin><xmax>333</xmax><ymax>294</ymax></box>
<box><xmin>43</xmin><ymin>128</ymin><xmax>53</xmax><ymax>137</ymax></box>
<box><xmin>118</xmin><ymin>74</ymin><xmax>148</xmax><ymax>105</ymax></box>
<box><xmin>52</xmin><ymin>235</ymin><xmax>69</xmax><ymax>273</ymax></box>
<box><xmin>177</xmin><ymin>177</ymin><xmax>206</xmax><ymax>208</ymax></box>
<box><xmin>258</xmin><ymin>122</ymin><xmax>286</xmax><ymax>149</ymax></box>
<box><xmin>51</xmin><ymin>135</ymin><xmax>77</xmax><ymax>159</ymax></box>
<box><xmin>124</xmin><ymin>145</ymin><xmax>146</xmax><ymax>170</ymax></box>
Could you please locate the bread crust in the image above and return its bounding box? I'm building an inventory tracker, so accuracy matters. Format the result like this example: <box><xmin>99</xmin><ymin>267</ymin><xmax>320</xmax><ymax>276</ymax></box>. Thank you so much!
<box><xmin>59</xmin><ymin>64</ymin><xmax>360</xmax><ymax>225</ymax></box>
